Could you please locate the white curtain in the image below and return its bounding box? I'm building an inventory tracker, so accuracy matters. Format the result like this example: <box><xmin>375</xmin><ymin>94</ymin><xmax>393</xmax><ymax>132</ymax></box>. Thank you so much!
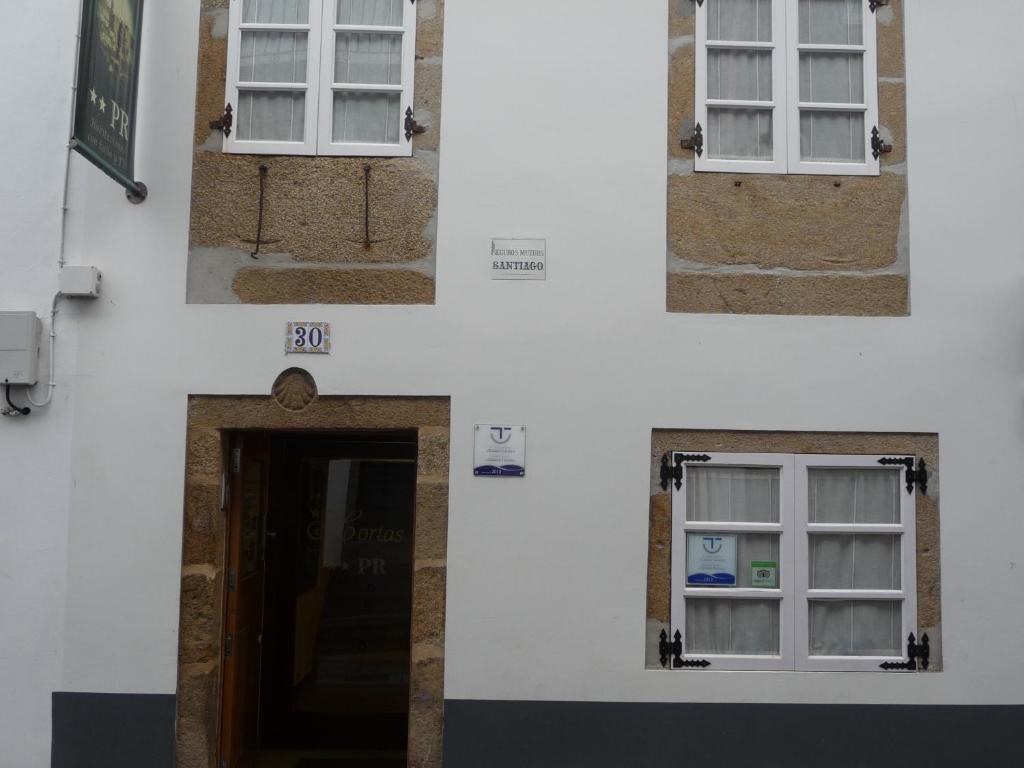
<box><xmin>237</xmin><ymin>29</ymin><xmax>308</xmax><ymax>142</ymax></box>
<box><xmin>810</xmin><ymin>600</ymin><xmax>901</xmax><ymax>656</ymax></box>
<box><xmin>708</xmin><ymin>49</ymin><xmax>772</xmax><ymax>101</ymax></box>
<box><xmin>808</xmin><ymin>468</ymin><xmax>900</xmax><ymax>524</ymax></box>
<box><xmin>333</xmin><ymin>93</ymin><xmax>400</xmax><ymax>143</ymax></box>
<box><xmin>335</xmin><ymin>33</ymin><xmax>403</xmax><ymax>85</ymax></box>
<box><xmin>236</xmin><ymin>91</ymin><xmax>305</xmax><ymax>141</ymax></box>
<box><xmin>338</xmin><ymin>0</ymin><xmax>404</xmax><ymax>26</ymax></box>
<box><xmin>240</xmin><ymin>31</ymin><xmax>308</xmax><ymax>83</ymax></box>
<box><xmin>799</xmin><ymin>0</ymin><xmax>863</xmax><ymax>45</ymax></box>
<box><xmin>798</xmin><ymin>0</ymin><xmax>866</xmax><ymax>162</ymax></box>
<box><xmin>687</xmin><ymin>599</ymin><xmax>779</xmax><ymax>655</ymax></box>
<box><xmin>687</xmin><ymin>466</ymin><xmax>780</xmax><ymax>523</ymax></box>
<box><xmin>707</xmin><ymin>0</ymin><xmax>772</xmax><ymax>42</ymax></box>
<box><xmin>809</xmin><ymin>534</ymin><xmax>901</xmax><ymax>590</ymax></box>
<box><xmin>243</xmin><ymin>0</ymin><xmax>309</xmax><ymax>25</ymax></box>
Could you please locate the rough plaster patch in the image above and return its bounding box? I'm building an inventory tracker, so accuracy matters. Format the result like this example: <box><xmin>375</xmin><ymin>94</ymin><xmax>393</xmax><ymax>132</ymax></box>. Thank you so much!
<box><xmin>677</xmin><ymin>0</ymin><xmax>695</xmax><ymax>17</ymax></box>
<box><xmin>879</xmin><ymin>76</ymin><xmax>906</xmax><ymax>84</ymax></box>
<box><xmin>669</xmin><ymin>35</ymin><xmax>695</xmax><ymax>55</ymax></box>
<box><xmin>208</xmin><ymin>8</ymin><xmax>228</xmax><ymax>39</ymax></box>
<box><xmin>199</xmin><ymin>131</ymin><xmax>222</xmax><ymax>153</ymax></box>
<box><xmin>877</xmin><ymin>5</ymin><xmax>895</xmax><ymax>24</ymax></box>
<box><xmin>418</xmin><ymin>0</ymin><xmax>438</xmax><ymax>20</ymax></box>
<box><xmin>187</xmin><ymin>246</ymin><xmax>296</xmax><ymax>304</ymax></box>
<box><xmin>668</xmin><ymin>157</ymin><xmax>694</xmax><ymax>177</ymax></box>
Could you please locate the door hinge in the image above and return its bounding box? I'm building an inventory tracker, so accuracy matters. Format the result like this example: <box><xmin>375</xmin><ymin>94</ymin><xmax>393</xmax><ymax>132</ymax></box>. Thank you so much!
<box><xmin>871</xmin><ymin>126</ymin><xmax>893</xmax><ymax>160</ymax></box>
<box><xmin>660</xmin><ymin>629</ymin><xmax>711</xmax><ymax>669</ymax></box>
<box><xmin>210</xmin><ymin>103</ymin><xmax>233</xmax><ymax>138</ymax></box>
<box><xmin>224</xmin><ymin>633</ymin><xmax>233</xmax><ymax>659</ymax></box>
<box><xmin>869</xmin><ymin>0</ymin><xmax>889</xmax><ymax>12</ymax></box>
<box><xmin>404</xmin><ymin>107</ymin><xmax>427</xmax><ymax>141</ymax></box>
<box><xmin>227</xmin><ymin>569</ymin><xmax>237</xmax><ymax>593</ymax></box>
<box><xmin>680</xmin><ymin>122</ymin><xmax>704</xmax><ymax>157</ymax></box>
<box><xmin>231</xmin><ymin>448</ymin><xmax>241</xmax><ymax>474</ymax></box>
<box><xmin>880</xmin><ymin>633</ymin><xmax>930</xmax><ymax>671</ymax></box>
<box><xmin>878</xmin><ymin>456</ymin><xmax>927</xmax><ymax>495</ymax></box>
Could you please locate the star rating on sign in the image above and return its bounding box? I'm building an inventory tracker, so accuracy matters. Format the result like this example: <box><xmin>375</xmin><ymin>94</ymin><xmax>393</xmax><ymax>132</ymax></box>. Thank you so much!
<box><xmin>99</xmin><ymin>97</ymin><xmax>106</xmax><ymax>113</ymax></box>
<box><xmin>89</xmin><ymin>88</ymin><xmax>97</xmax><ymax>104</ymax></box>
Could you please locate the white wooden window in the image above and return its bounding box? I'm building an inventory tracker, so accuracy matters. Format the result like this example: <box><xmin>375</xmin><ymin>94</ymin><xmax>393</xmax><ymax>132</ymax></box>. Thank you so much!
<box><xmin>695</xmin><ymin>0</ymin><xmax>879</xmax><ymax>175</ymax></box>
<box><xmin>224</xmin><ymin>0</ymin><xmax>417</xmax><ymax>157</ymax></box>
<box><xmin>670</xmin><ymin>452</ymin><xmax>916</xmax><ymax>671</ymax></box>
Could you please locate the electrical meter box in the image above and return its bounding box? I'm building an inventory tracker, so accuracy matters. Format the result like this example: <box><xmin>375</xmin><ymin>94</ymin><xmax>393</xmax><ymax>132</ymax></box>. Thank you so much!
<box><xmin>0</xmin><ymin>312</ymin><xmax>41</xmax><ymax>385</ymax></box>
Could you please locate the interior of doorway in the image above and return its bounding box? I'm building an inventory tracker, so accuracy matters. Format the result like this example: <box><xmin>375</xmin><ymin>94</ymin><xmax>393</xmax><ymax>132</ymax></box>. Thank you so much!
<box><xmin>221</xmin><ymin>431</ymin><xmax>418</xmax><ymax>768</ymax></box>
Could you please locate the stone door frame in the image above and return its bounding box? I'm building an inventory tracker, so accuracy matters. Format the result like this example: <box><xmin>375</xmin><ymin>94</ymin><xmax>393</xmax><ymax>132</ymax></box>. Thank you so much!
<box><xmin>177</xmin><ymin>392</ymin><xmax>449</xmax><ymax>768</ymax></box>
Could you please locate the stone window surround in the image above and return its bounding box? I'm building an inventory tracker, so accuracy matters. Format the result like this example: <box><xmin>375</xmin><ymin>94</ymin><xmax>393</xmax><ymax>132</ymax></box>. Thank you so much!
<box><xmin>668</xmin><ymin>0</ymin><xmax>910</xmax><ymax>316</ymax></box>
<box><xmin>647</xmin><ymin>429</ymin><xmax>941</xmax><ymax>671</ymax></box>
<box><xmin>177</xmin><ymin>394</ymin><xmax>449</xmax><ymax>768</ymax></box>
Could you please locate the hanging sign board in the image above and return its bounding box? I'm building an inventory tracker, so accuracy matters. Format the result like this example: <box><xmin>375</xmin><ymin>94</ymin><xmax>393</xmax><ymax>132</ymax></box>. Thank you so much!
<box><xmin>686</xmin><ymin>534</ymin><xmax>738</xmax><ymax>586</ymax></box>
<box><xmin>473</xmin><ymin>425</ymin><xmax>526</xmax><ymax>477</ymax></box>
<box><xmin>72</xmin><ymin>0</ymin><xmax>147</xmax><ymax>202</ymax></box>
<box><xmin>490</xmin><ymin>239</ymin><xmax>546</xmax><ymax>280</ymax></box>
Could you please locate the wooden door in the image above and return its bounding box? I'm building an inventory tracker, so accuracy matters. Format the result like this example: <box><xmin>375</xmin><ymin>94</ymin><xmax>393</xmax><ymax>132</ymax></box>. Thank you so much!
<box><xmin>219</xmin><ymin>433</ymin><xmax>270</xmax><ymax>768</ymax></box>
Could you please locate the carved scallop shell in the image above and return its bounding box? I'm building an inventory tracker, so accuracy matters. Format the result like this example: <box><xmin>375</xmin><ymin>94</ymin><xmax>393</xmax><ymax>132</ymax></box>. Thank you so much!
<box><xmin>272</xmin><ymin>368</ymin><xmax>317</xmax><ymax>412</ymax></box>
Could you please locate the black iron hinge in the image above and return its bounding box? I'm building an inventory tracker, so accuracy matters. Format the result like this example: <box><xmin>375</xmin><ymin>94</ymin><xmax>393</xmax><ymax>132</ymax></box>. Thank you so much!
<box><xmin>871</xmin><ymin>126</ymin><xmax>893</xmax><ymax>160</ymax></box>
<box><xmin>210</xmin><ymin>103</ymin><xmax>233</xmax><ymax>138</ymax></box>
<box><xmin>878</xmin><ymin>456</ymin><xmax>928</xmax><ymax>495</ymax></box>
<box><xmin>693</xmin><ymin>0</ymin><xmax>705</xmax><ymax>7</ymax></box>
<box><xmin>660</xmin><ymin>453</ymin><xmax>711</xmax><ymax>491</ymax></box>
<box><xmin>660</xmin><ymin>629</ymin><xmax>711</xmax><ymax>669</ymax></box>
<box><xmin>869</xmin><ymin>0</ymin><xmax>890</xmax><ymax>12</ymax></box>
<box><xmin>404</xmin><ymin>107</ymin><xmax>427</xmax><ymax>141</ymax></box>
<box><xmin>681</xmin><ymin>122</ymin><xmax>704</xmax><ymax>157</ymax></box>
<box><xmin>880</xmin><ymin>633</ymin><xmax>930</xmax><ymax>671</ymax></box>
<box><xmin>224</xmin><ymin>633</ymin><xmax>234</xmax><ymax>659</ymax></box>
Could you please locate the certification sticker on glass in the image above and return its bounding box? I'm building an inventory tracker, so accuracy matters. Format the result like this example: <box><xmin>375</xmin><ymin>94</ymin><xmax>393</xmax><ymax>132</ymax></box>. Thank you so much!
<box><xmin>686</xmin><ymin>534</ymin><xmax>738</xmax><ymax>586</ymax></box>
<box><xmin>751</xmin><ymin>560</ymin><xmax>778</xmax><ymax>588</ymax></box>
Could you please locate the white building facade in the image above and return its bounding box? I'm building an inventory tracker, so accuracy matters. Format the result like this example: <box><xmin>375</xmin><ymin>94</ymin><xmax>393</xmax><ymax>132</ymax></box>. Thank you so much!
<box><xmin>2</xmin><ymin>1</ymin><xmax>1023</xmax><ymax>766</ymax></box>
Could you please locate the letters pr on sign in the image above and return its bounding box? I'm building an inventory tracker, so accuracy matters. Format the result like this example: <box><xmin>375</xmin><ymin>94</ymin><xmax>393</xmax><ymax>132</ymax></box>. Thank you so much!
<box><xmin>490</xmin><ymin>239</ymin><xmax>546</xmax><ymax>280</ymax></box>
<box><xmin>473</xmin><ymin>425</ymin><xmax>526</xmax><ymax>477</ymax></box>
<box><xmin>686</xmin><ymin>534</ymin><xmax>738</xmax><ymax>586</ymax></box>
<box><xmin>73</xmin><ymin>0</ymin><xmax>146</xmax><ymax>201</ymax></box>
<box><xmin>285</xmin><ymin>322</ymin><xmax>331</xmax><ymax>354</ymax></box>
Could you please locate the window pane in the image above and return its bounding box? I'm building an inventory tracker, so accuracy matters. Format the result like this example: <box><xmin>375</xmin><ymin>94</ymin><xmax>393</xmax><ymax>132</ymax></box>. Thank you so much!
<box><xmin>707</xmin><ymin>108</ymin><xmax>773</xmax><ymax>160</ymax></box>
<box><xmin>809</xmin><ymin>534</ymin><xmax>901</xmax><ymax>590</ymax></box>
<box><xmin>236</xmin><ymin>91</ymin><xmax>305</xmax><ymax>141</ymax></box>
<box><xmin>799</xmin><ymin>0</ymin><xmax>863</xmax><ymax>45</ymax></box>
<box><xmin>687</xmin><ymin>466</ymin><xmax>779</xmax><ymax>522</ymax></box>
<box><xmin>332</xmin><ymin>92</ymin><xmax>401</xmax><ymax>144</ymax></box>
<box><xmin>337</xmin><ymin>0</ymin><xmax>404</xmax><ymax>26</ymax></box>
<box><xmin>800</xmin><ymin>53</ymin><xmax>864</xmax><ymax>104</ymax></box>
<box><xmin>242</xmin><ymin>0</ymin><xmax>309</xmax><ymax>25</ymax></box>
<box><xmin>808</xmin><ymin>468</ymin><xmax>899</xmax><ymax>523</ymax></box>
<box><xmin>335</xmin><ymin>33</ymin><xmax>403</xmax><ymax>85</ymax></box>
<box><xmin>809</xmin><ymin>600</ymin><xmax>901</xmax><ymax>656</ymax></box>
<box><xmin>707</xmin><ymin>0</ymin><xmax>772</xmax><ymax>42</ymax></box>
<box><xmin>686</xmin><ymin>599</ymin><xmax>780</xmax><ymax>655</ymax></box>
<box><xmin>708</xmin><ymin>50</ymin><xmax>772</xmax><ymax>101</ymax></box>
<box><xmin>239</xmin><ymin>31</ymin><xmax>308</xmax><ymax>83</ymax></box>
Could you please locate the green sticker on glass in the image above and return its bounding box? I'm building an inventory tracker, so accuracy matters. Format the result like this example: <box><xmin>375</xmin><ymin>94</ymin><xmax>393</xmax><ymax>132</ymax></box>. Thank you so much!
<box><xmin>751</xmin><ymin>560</ymin><xmax>778</xmax><ymax>588</ymax></box>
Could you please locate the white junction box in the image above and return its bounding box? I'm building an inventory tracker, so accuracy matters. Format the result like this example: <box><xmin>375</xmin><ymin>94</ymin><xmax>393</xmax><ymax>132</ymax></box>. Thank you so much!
<box><xmin>0</xmin><ymin>312</ymin><xmax>41</xmax><ymax>385</ymax></box>
<box><xmin>59</xmin><ymin>266</ymin><xmax>102</xmax><ymax>298</ymax></box>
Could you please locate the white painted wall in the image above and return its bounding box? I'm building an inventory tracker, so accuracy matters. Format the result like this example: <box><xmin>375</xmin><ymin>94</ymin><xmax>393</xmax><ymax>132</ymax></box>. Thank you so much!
<box><xmin>3</xmin><ymin>0</ymin><xmax>1024</xmax><ymax>763</ymax></box>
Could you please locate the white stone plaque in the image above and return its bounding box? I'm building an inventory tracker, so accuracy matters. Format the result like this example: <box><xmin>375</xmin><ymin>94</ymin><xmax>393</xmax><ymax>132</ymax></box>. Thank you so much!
<box><xmin>490</xmin><ymin>239</ymin><xmax>546</xmax><ymax>280</ymax></box>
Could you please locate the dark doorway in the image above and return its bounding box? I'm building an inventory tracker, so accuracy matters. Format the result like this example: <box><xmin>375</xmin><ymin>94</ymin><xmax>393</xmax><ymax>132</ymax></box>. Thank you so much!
<box><xmin>221</xmin><ymin>431</ymin><xmax>417</xmax><ymax>768</ymax></box>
